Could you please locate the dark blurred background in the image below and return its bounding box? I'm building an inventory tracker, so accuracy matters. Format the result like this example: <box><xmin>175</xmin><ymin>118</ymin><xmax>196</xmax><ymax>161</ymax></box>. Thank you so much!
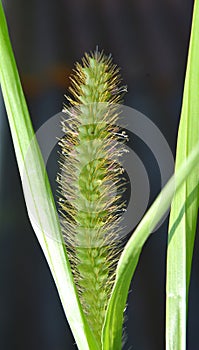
<box><xmin>0</xmin><ymin>0</ymin><xmax>199</xmax><ymax>349</ymax></box>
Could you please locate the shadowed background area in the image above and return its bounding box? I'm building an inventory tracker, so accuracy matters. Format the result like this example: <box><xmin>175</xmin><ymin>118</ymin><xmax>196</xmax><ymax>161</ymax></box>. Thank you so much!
<box><xmin>0</xmin><ymin>0</ymin><xmax>199</xmax><ymax>349</ymax></box>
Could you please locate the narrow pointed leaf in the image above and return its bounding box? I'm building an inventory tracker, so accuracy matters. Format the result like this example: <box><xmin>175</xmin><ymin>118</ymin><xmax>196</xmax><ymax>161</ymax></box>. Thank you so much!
<box><xmin>102</xmin><ymin>140</ymin><xmax>199</xmax><ymax>349</ymax></box>
<box><xmin>0</xmin><ymin>3</ymin><xmax>99</xmax><ymax>349</ymax></box>
<box><xmin>166</xmin><ymin>1</ymin><xmax>199</xmax><ymax>349</ymax></box>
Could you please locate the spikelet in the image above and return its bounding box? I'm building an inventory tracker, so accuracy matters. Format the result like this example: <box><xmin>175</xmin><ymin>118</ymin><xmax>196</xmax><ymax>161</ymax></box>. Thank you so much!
<box><xmin>57</xmin><ymin>50</ymin><xmax>128</xmax><ymax>345</ymax></box>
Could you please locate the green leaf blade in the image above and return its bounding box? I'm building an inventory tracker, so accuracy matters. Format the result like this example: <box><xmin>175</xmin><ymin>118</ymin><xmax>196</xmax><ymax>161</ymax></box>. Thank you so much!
<box><xmin>0</xmin><ymin>2</ymin><xmax>99</xmax><ymax>349</ymax></box>
<box><xmin>102</xmin><ymin>142</ymin><xmax>199</xmax><ymax>350</ymax></box>
<box><xmin>166</xmin><ymin>1</ymin><xmax>199</xmax><ymax>349</ymax></box>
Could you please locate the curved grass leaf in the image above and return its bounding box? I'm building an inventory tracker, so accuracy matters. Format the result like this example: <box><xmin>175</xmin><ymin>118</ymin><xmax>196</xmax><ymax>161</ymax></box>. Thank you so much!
<box><xmin>102</xmin><ymin>3</ymin><xmax>199</xmax><ymax>349</ymax></box>
<box><xmin>102</xmin><ymin>140</ymin><xmax>199</xmax><ymax>349</ymax></box>
<box><xmin>166</xmin><ymin>1</ymin><xmax>199</xmax><ymax>349</ymax></box>
<box><xmin>0</xmin><ymin>2</ymin><xmax>99</xmax><ymax>349</ymax></box>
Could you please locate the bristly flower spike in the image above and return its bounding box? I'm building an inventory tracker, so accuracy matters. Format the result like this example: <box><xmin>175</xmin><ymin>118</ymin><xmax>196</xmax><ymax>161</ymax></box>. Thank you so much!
<box><xmin>57</xmin><ymin>49</ymin><xmax>128</xmax><ymax>346</ymax></box>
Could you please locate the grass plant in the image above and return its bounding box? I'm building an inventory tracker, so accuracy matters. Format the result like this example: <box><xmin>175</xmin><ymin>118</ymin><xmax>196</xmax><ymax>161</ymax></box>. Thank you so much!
<box><xmin>0</xmin><ymin>1</ymin><xmax>198</xmax><ymax>349</ymax></box>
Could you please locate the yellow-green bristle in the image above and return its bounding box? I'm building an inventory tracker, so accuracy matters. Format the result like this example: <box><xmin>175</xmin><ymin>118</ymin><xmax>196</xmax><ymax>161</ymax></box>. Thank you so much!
<box><xmin>57</xmin><ymin>50</ymin><xmax>127</xmax><ymax>345</ymax></box>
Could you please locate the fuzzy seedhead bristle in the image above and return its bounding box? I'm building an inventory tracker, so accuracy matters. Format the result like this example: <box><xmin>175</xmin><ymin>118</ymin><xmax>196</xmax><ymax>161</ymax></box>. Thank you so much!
<box><xmin>57</xmin><ymin>50</ymin><xmax>128</xmax><ymax>346</ymax></box>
